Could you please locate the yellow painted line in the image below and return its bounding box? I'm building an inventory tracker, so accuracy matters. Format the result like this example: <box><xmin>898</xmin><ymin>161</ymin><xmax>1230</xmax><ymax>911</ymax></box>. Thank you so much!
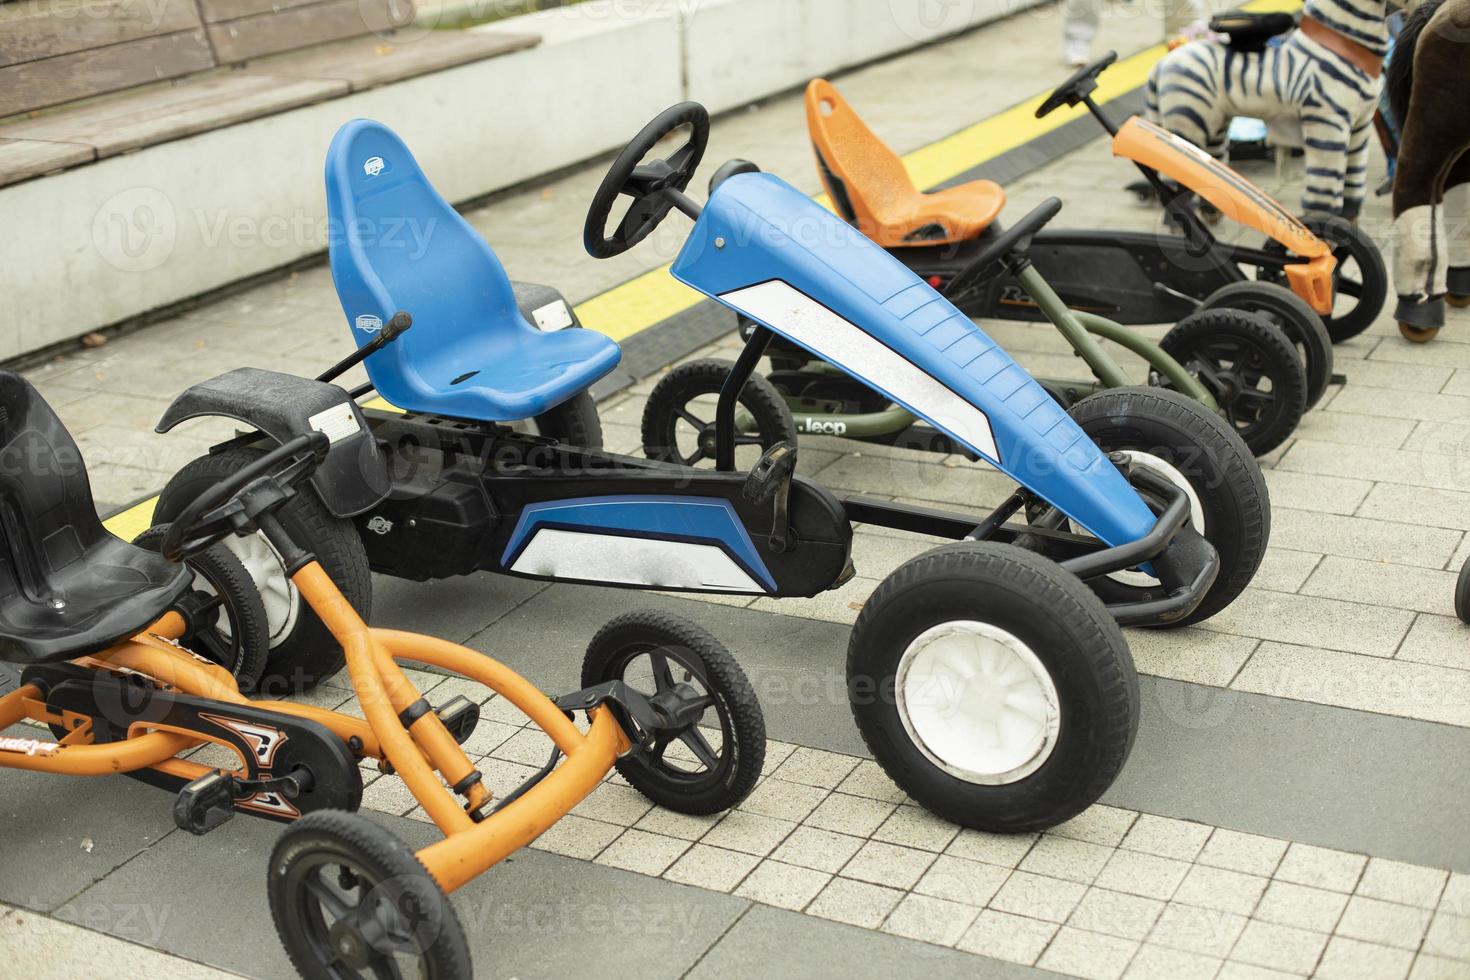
<box><xmin>103</xmin><ymin>497</ymin><xmax>156</xmax><ymax>540</ymax></box>
<box><xmin>104</xmin><ymin>1</ymin><xmax>1298</xmax><ymax>538</ymax></box>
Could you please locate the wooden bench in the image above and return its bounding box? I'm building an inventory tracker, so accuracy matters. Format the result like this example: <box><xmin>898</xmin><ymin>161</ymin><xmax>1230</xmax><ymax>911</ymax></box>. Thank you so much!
<box><xmin>0</xmin><ymin>0</ymin><xmax>539</xmax><ymax>186</ymax></box>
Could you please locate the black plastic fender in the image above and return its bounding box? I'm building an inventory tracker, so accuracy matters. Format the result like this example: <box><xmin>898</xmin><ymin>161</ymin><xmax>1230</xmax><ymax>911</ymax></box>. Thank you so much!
<box><xmin>156</xmin><ymin>367</ymin><xmax>391</xmax><ymax>518</ymax></box>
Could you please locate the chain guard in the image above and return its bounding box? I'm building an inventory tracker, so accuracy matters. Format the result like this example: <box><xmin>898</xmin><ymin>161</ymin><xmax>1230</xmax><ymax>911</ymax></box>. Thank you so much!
<box><xmin>25</xmin><ymin>663</ymin><xmax>362</xmax><ymax>823</ymax></box>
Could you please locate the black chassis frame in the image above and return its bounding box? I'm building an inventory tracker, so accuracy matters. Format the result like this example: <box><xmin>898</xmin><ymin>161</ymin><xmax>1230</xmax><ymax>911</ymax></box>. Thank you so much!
<box><xmin>232</xmin><ymin>322</ymin><xmax>1220</xmax><ymax>628</ymax></box>
<box><xmin>895</xmin><ymin>225</ymin><xmax>1290</xmax><ymax>326</ymax></box>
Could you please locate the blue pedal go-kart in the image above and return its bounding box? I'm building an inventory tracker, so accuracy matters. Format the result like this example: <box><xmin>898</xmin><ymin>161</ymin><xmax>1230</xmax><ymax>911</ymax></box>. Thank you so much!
<box><xmin>154</xmin><ymin>104</ymin><xmax>1256</xmax><ymax>831</ymax></box>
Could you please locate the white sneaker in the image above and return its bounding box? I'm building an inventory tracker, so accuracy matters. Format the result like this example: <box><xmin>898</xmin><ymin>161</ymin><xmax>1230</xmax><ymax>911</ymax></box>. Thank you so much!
<box><xmin>1065</xmin><ymin>40</ymin><xmax>1090</xmax><ymax>67</ymax></box>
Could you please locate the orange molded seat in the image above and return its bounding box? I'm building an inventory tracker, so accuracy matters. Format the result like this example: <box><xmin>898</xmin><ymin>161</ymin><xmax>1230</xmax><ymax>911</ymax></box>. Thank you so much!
<box><xmin>805</xmin><ymin>78</ymin><xmax>1005</xmax><ymax>248</ymax></box>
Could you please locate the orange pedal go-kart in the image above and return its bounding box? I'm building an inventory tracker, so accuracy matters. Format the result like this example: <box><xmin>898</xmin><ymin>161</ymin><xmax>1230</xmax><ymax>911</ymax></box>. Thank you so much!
<box><xmin>0</xmin><ymin>371</ymin><xmax>763</xmax><ymax>977</ymax></box>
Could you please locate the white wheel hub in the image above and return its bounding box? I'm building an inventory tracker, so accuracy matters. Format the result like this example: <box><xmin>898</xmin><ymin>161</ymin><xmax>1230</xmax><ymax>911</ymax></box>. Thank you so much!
<box><xmin>1105</xmin><ymin>450</ymin><xmax>1204</xmax><ymax>588</ymax></box>
<box><xmin>895</xmin><ymin>621</ymin><xmax>1060</xmax><ymax>785</ymax></box>
<box><xmin>223</xmin><ymin>531</ymin><xmax>299</xmax><ymax>648</ymax></box>
<box><xmin>1063</xmin><ymin>450</ymin><xmax>1204</xmax><ymax>588</ymax></box>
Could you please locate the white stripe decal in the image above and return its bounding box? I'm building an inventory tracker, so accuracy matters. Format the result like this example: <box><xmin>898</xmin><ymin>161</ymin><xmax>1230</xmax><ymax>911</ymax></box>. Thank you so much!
<box><xmin>718</xmin><ymin>280</ymin><xmax>999</xmax><ymax>462</ymax></box>
<box><xmin>509</xmin><ymin>528</ymin><xmax>765</xmax><ymax>593</ymax></box>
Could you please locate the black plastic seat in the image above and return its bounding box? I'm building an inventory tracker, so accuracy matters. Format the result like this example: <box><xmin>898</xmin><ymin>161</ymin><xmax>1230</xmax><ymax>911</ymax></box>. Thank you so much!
<box><xmin>0</xmin><ymin>371</ymin><xmax>189</xmax><ymax>665</ymax></box>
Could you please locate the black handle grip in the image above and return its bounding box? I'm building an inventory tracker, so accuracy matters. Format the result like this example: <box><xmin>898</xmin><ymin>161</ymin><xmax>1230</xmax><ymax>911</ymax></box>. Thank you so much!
<box><xmin>381</xmin><ymin>310</ymin><xmax>412</xmax><ymax>342</ymax></box>
<box><xmin>317</xmin><ymin>310</ymin><xmax>412</xmax><ymax>384</ymax></box>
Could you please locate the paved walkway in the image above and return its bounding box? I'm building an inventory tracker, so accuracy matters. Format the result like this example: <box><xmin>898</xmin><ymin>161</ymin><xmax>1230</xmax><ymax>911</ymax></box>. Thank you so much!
<box><xmin>4</xmin><ymin>4</ymin><xmax>1469</xmax><ymax>980</ymax></box>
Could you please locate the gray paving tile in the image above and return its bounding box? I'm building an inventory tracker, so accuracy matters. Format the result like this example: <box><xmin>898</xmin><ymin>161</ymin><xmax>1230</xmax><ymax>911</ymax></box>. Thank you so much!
<box><xmin>0</xmin><ymin>907</ymin><xmax>240</xmax><ymax>979</ymax></box>
<box><xmin>1355</xmin><ymin>483</ymin><xmax>1470</xmax><ymax>531</ymax></box>
<box><xmin>1293</xmin><ymin>409</ymin><xmax>1415</xmax><ymax>449</ymax></box>
<box><xmin>1269</xmin><ymin>510</ymin><xmax>1460</xmax><ymax>570</ymax></box>
<box><xmin>0</xmin><ymin>759</ymin><xmax>176</xmax><ymax>913</ymax></box>
<box><xmin>1279</xmin><ymin>441</ymin><xmax>1470</xmax><ymax>495</ymax></box>
<box><xmin>60</xmin><ymin>807</ymin><xmax>747</xmax><ymax>980</ymax></box>
<box><xmin>1329</xmin><ymin>385</ymin><xmax>1470</xmax><ymax>423</ymax></box>
<box><xmin>1232</xmin><ymin>641</ymin><xmax>1470</xmax><ymax>728</ymax></box>
<box><xmin>1397</xmin><ymin>615</ymin><xmax>1470</xmax><ymax>669</ymax></box>
<box><xmin>686</xmin><ymin>902</ymin><xmax>1045</xmax><ymax>979</ymax></box>
<box><xmin>1113</xmin><ymin>680</ymin><xmax>1470</xmax><ymax>870</ymax></box>
<box><xmin>1300</xmin><ymin>557</ymin><xmax>1458</xmax><ymax>617</ymax></box>
<box><xmin>371</xmin><ymin>571</ymin><xmax>550</xmax><ymax>645</ymax></box>
<box><xmin>1200</xmin><ymin>588</ymin><xmax>1414</xmax><ymax>657</ymax></box>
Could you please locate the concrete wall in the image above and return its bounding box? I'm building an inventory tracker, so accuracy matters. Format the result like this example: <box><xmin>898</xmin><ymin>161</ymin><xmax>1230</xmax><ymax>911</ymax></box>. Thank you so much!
<box><xmin>3</xmin><ymin>0</ymin><xmax>1041</xmax><ymax>360</ymax></box>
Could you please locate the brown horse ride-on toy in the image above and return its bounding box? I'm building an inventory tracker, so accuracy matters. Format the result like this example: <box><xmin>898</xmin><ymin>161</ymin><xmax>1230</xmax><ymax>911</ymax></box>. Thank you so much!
<box><xmin>0</xmin><ymin>371</ymin><xmax>763</xmax><ymax>977</ymax></box>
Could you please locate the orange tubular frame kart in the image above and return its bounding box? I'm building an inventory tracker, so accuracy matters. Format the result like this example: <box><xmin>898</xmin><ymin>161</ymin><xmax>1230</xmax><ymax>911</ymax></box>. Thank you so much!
<box><xmin>0</xmin><ymin>560</ymin><xmax>626</xmax><ymax>892</ymax></box>
<box><xmin>1111</xmin><ymin>117</ymin><xmax>1336</xmax><ymax>316</ymax></box>
<box><xmin>0</xmin><ymin>398</ymin><xmax>763</xmax><ymax>976</ymax></box>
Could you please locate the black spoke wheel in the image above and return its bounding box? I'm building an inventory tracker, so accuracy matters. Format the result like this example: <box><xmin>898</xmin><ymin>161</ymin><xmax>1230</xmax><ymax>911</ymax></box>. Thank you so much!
<box><xmin>1256</xmin><ymin>211</ymin><xmax>1387</xmax><ymax>343</ymax></box>
<box><xmin>270</xmin><ymin>811</ymin><xmax>470</xmax><ymax>980</ymax></box>
<box><xmin>581</xmin><ymin>610</ymin><xmax>763</xmax><ymax>814</ymax></box>
<box><xmin>1200</xmin><ymin>281</ymin><xmax>1334</xmax><ymax>408</ymax></box>
<box><xmin>1156</xmin><ymin>307</ymin><xmax>1306</xmax><ymax>457</ymax></box>
<box><xmin>641</xmin><ymin>359</ymin><xmax>797</xmax><ymax>470</ymax></box>
<box><xmin>131</xmin><ymin>525</ymin><xmax>269</xmax><ymax>692</ymax></box>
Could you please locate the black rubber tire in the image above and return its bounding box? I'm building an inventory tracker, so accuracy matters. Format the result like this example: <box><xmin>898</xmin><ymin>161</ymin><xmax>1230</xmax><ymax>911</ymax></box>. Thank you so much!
<box><xmin>154</xmin><ymin>448</ymin><xmax>371</xmax><ymax>693</ymax></box>
<box><xmin>1158</xmin><ymin>307</ymin><xmax>1306</xmax><ymax>457</ymax></box>
<box><xmin>1067</xmin><ymin>386</ymin><xmax>1270</xmax><ymax>626</ymax></box>
<box><xmin>531</xmin><ymin>390</ymin><xmax>603</xmax><ymax>449</ymax></box>
<box><xmin>581</xmin><ymin>610</ymin><xmax>764</xmax><ymax>814</ymax></box>
<box><xmin>641</xmin><ymin>358</ymin><xmax>797</xmax><ymax>467</ymax></box>
<box><xmin>1456</xmin><ymin>560</ymin><xmax>1470</xmax><ymax>626</ymax></box>
<box><xmin>848</xmin><ymin>541</ymin><xmax>1137</xmax><ymax>833</ymax></box>
<box><xmin>269</xmin><ymin>810</ymin><xmax>470</xmax><ymax>980</ymax></box>
<box><xmin>1259</xmin><ymin>211</ymin><xmax>1388</xmax><ymax>343</ymax></box>
<box><xmin>1201</xmin><ymin>281</ymin><xmax>1334</xmax><ymax>408</ymax></box>
<box><xmin>132</xmin><ymin>526</ymin><xmax>270</xmax><ymax>692</ymax></box>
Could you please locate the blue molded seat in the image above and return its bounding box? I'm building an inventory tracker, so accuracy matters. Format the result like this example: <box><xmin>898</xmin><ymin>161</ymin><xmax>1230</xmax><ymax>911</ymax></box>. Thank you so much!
<box><xmin>324</xmin><ymin>119</ymin><xmax>621</xmax><ymax>421</ymax></box>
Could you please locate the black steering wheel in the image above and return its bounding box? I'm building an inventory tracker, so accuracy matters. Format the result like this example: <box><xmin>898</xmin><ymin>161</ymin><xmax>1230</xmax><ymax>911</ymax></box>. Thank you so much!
<box><xmin>583</xmin><ymin>101</ymin><xmax>710</xmax><ymax>259</ymax></box>
<box><xmin>1036</xmin><ymin>50</ymin><xmax>1117</xmax><ymax>118</ymax></box>
<box><xmin>160</xmin><ymin>432</ymin><xmax>330</xmax><ymax>563</ymax></box>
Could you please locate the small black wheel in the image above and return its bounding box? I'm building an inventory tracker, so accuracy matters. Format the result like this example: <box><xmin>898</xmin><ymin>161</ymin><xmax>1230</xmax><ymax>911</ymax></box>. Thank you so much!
<box><xmin>1157</xmin><ymin>307</ymin><xmax>1306</xmax><ymax>457</ymax></box>
<box><xmin>848</xmin><ymin>541</ymin><xmax>1137</xmax><ymax>833</ymax></box>
<box><xmin>132</xmin><ymin>526</ymin><xmax>270</xmax><ymax>692</ymax></box>
<box><xmin>155</xmin><ymin>447</ymin><xmax>372</xmax><ymax>693</ymax></box>
<box><xmin>1200</xmin><ymin>281</ymin><xmax>1334</xmax><ymax>408</ymax></box>
<box><xmin>1065</xmin><ymin>386</ymin><xmax>1270</xmax><ymax>626</ymax></box>
<box><xmin>1258</xmin><ymin>211</ymin><xmax>1388</xmax><ymax>343</ymax></box>
<box><xmin>581</xmin><ymin>610</ymin><xmax>764</xmax><ymax>815</ymax></box>
<box><xmin>526</xmin><ymin>391</ymin><xmax>604</xmax><ymax>449</ymax></box>
<box><xmin>1456</xmin><ymin>560</ymin><xmax>1470</xmax><ymax>625</ymax></box>
<box><xmin>641</xmin><ymin>359</ymin><xmax>797</xmax><ymax>469</ymax></box>
<box><xmin>270</xmin><ymin>810</ymin><xmax>470</xmax><ymax>980</ymax></box>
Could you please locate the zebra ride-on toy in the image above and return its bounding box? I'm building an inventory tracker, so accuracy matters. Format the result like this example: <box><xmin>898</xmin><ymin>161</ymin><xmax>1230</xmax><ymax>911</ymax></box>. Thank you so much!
<box><xmin>1144</xmin><ymin>0</ymin><xmax>1394</xmax><ymax>345</ymax></box>
<box><xmin>154</xmin><ymin>104</ymin><xmax>1254</xmax><ymax>831</ymax></box>
<box><xmin>0</xmin><ymin>371</ymin><xmax>764</xmax><ymax>978</ymax></box>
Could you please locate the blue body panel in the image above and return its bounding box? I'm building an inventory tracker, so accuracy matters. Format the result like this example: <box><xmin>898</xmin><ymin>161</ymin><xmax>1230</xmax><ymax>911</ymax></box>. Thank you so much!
<box><xmin>502</xmin><ymin>495</ymin><xmax>776</xmax><ymax>593</ymax></box>
<box><xmin>671</xmin><ymin>173</ymin><xmax>1156</xmax><ymax>547</ymax></box>
<box><xmin>324</xmin><ymin>120</ymin><xmax>620</xmax><ymax>421</ymax></box>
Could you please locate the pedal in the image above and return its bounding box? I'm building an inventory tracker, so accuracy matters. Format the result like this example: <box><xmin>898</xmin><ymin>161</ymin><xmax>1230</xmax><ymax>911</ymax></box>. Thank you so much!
<box><xmin>435</xmin><ymin>695</ymin><xmax>479</xmax><ymax>745</ymax></box>
<box><xmin>742</xmin><ymin>441</ymin><xmax>798</xmax><ymax>553</ymax></box>
<box><xmin>742</xmin><ymin>441</ymin><xmax>797</xmax><ymax>504</ymax></box>
<box><xmin>173</xmin><ymin>771</ymin><xmax>237</xmax><ymax>836</ymax></box>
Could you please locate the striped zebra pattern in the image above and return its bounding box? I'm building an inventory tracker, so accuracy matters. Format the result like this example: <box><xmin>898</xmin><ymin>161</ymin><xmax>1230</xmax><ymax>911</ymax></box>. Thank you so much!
<box><xmin>1146</xmin><ymin>0</ymin><xmax>1389</xmax><ymax>218</ymax></box>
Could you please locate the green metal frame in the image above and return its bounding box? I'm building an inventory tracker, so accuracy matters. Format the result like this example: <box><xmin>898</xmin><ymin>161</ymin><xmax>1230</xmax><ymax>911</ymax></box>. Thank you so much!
<box><xmin>755</xmin><ymin>263</ymin><xmax>1217</xmax><ymax>442</ymax></box>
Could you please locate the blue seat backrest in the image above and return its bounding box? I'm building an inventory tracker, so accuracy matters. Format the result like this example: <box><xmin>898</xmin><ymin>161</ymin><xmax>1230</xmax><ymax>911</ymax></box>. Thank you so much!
<box><xmin>324</xmin><ymin>119</ymin><xmax>527</xmax><ymax>405</ymax></box>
